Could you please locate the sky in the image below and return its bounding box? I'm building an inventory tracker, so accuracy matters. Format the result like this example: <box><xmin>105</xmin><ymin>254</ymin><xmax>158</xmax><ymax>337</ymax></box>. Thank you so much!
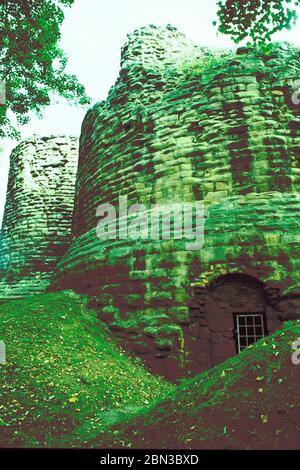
<box><xmin>1</xmin><ymin>0</ymin><xmax>300</xmax><ymax>224</ymax></box>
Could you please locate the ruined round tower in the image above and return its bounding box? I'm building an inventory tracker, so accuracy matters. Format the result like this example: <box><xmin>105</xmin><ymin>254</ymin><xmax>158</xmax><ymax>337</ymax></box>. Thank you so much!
<box><xmin>53</xmin><ymin>26</ymin><xmax>299</xmax><ymax>378</ymax></box>
<box><xmin>0</xmin><ymin>136</ymin><xmax>78</xmax><ymax>299</ymax></box>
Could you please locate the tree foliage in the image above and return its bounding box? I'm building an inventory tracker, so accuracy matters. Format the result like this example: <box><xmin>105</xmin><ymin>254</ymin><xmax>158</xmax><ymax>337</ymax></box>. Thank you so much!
<box><xmin>0</xmin><ymin>0</ymin><xmax>90</xmax><ymax>138</ymax></box>
<box><xmin>216</xmin><ymin>0</ymin><xmax>300</xmax><ymax>45</ymax></box>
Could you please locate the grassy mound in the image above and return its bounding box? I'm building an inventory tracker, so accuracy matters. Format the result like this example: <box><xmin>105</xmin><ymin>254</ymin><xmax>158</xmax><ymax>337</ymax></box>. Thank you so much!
<box><xmin>96</xmin><ymin>322</ymin><xmax>300</xmax><ymax>450</ymax></box>
<box><xmin>2</xmin><ymin>291</ymin><xmax>299</xmax><ymax>450</ymax></box>
<box><xmin>0</xmin><ymin>291</ymin><xmax>173</xmax><ymax>447</ymax></box>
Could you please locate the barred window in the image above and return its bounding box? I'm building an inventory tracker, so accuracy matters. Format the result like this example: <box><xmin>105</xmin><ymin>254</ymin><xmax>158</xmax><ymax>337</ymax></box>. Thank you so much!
<box><xmin>235</xmin><ymin>313</ymin><xmax>266</xmax><ymax>353</ymax></box>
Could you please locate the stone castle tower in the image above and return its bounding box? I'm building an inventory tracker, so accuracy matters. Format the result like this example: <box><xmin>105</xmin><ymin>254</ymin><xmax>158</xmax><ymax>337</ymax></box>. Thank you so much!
<box><xmin>0</xmin><ymin>136</ymin><xmax>78</xmax><ymax>298</ymax></box>
<box><xmin>1</xmin><ymin>26</ymin><xmax>300</xmax><ymax>379</ymax></box>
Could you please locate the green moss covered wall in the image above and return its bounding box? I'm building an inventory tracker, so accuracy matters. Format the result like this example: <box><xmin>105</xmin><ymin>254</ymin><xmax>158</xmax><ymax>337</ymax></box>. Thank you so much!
<box><xmin>0</xmin><ymin>136</ymin><xmax>79</xmax><ymax>299</ymax></box>
<box><xmin>54</xmin><ymin>26</ymin><xmax>300</xmax><ymax>378</ymax></box>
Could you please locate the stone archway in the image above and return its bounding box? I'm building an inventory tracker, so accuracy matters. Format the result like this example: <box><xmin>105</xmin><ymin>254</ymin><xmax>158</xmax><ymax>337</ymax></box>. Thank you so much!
<box><xmin>205</xmin><ymin>274</ymin><xmax>268</xmax><ymax>366</ymax></box>
<box><xmin>188</xmin><ymin>274</ymin><xmax>268</xmax><ymax>374</ymax></box>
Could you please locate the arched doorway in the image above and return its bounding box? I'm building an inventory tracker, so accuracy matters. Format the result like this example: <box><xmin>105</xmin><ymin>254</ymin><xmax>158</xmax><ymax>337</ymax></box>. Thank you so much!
<box><xmin>189</xmin><ymin>274</ymin><xmax>269</xmax><ymax>373</ymax></box>
<box><xmin>206</xmin><ymin>274</ymin><xmax>268</xmax><ymax>366</ymax></box>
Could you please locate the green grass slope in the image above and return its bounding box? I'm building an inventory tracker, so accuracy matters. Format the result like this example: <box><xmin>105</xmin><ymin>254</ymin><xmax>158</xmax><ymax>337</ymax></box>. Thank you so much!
<box><xmin>0</xmin><ymin>292</ymin><xmax>173</xmax><ymax>447</ymax></box>
<box><xmin>96</xmin><ymin>322</ymin><xmax>300</xmax><ymax>450</ymax></box>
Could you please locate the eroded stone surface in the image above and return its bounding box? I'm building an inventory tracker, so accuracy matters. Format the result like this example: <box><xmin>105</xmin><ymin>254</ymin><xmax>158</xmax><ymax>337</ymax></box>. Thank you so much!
<box><xmin>1</xmin><ymin>25</ymin><xmax>299</xmax><ymax>379</ymax></box>
<box><xmin>0</xmin><ymin>136</ymin><xmax>79</xmax><ymax>298</ymax></box>
<box><xmin>53</xmin><ymin>26</ymin><xmax>300</xmax><ymax>378</ymax></box>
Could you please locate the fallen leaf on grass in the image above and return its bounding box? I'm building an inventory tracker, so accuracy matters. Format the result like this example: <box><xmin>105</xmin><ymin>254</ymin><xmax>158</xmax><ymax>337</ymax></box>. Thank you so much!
<box><xmin>261</xmin><ymin>414</ymin><xmax>268</xmax><ymax>424</ymax></box>
<box><xmin>68</xmin><ymin>396</ymin><xmax>78</xmax><ymax>403</ymax></box>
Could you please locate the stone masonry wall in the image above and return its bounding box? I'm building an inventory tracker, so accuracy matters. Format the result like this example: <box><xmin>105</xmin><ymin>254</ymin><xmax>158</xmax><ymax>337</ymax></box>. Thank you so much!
<box><xmin>54</xmin><ymin>26</ymin><xmax>300</xmax><ymax>379</ymax></box>
<box><xmin>0</xmin><ymin>136</ymin><xmax>79</xmax><ymax>299</ymax></box>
